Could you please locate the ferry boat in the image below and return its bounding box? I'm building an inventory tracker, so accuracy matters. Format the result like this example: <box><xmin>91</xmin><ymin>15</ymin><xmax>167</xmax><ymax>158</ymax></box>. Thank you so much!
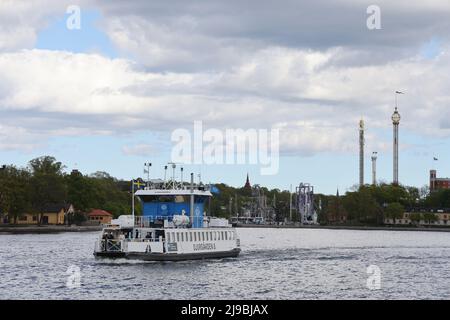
<box><xmin>93</xmin><ymin>165</ymin><xmax>241</xmax><ymax>261</ymax></box>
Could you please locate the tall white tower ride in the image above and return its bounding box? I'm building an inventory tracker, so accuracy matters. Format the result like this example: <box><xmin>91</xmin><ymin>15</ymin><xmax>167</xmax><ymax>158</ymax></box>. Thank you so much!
<box><xmin>371</xmin><ymin>152</ymin><xmax>378</xmax><ymax>185</ymax></box>
<box><xmin>392</xmin><ymin>106</ymin><xmax>401</xmax><ymax>185</ymax></box>
<box><xmin>359</xmin><ymin>119</ymin><xmax>365</xmax><ymax>188</ymax></box>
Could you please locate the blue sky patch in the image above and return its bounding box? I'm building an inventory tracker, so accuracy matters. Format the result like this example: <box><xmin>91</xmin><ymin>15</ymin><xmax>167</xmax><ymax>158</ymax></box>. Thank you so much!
<box><xmin>36</xmin><ymin>9</ymin><xmax>117</xmax><ymax>57</ymax></box>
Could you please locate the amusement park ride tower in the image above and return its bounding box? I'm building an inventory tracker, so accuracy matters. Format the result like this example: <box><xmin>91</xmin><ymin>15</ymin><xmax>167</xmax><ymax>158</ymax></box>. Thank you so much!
<box><xmin>392</xmin><ymin>96</ymin><xmax>402</xmax><ymax>185</ymax></box>
<box><xmin>359</xmin><ymin>119</ymin><xmax>365</xmax><ymax>188</ymax></box>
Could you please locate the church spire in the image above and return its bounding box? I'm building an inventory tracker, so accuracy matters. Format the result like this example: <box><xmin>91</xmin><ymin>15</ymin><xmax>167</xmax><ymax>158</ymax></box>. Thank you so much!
<box><xmin>245</xmin><ymin>173</ymin><xmax>251</xmax><ymax>189</ymax></box>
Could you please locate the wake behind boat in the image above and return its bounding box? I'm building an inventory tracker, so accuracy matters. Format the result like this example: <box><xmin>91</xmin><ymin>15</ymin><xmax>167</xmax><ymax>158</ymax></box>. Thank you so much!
<box><xmin>93</xmin><ymin>164</ymin><xmax>241</xmax><ymax>261</ymax></box>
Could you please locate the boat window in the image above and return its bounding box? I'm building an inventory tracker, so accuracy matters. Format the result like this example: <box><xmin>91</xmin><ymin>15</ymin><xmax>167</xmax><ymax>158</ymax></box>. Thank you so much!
<box><xmin>225</xmin><ymin>232</ymin><xmax>228</xmax><ymax>240</ymax></box>
<box><xmin>186</xmin><ymin>232</ymin><xmax>189</xmax><ymax>242</ymax></box>
<box><xmin>181</xmin><ymin>233</ymin><xmax>184</xmax><ymax>242</ymax></box>
<box><xmin>167</xmin><ymin>233</ymin><xmax>170</xmax><ymax>242</ymax></box>
<box><xmin>214</xmin><ymin>231</ymin><xmax>217</xmax><ymax>240</ymax></box>
<box><xmin>221</xmin><ymin>231</ymin><xmax>224</xmax><ymax>240</ymax></box>
<box><xmin>189</xmin><ymin>232</ymin><xmax>192</xmax><ymax>242</ymax></box>
<box><xmin>202</xmin><ymin>232</ymin><xmax>205</xmax><ymax>241</ymax></box>
<box><xmin>176</xmin><ymin>233</ymin><xmax>180</xmax><ymax>242</ymax></box>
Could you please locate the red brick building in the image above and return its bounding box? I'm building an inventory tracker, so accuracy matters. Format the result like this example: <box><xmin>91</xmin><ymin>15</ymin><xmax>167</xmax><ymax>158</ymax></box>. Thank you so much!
<box><xmin>430</xmin><ymin>170</ymin><xmax>450</xmax><ymax>191</ymax></box>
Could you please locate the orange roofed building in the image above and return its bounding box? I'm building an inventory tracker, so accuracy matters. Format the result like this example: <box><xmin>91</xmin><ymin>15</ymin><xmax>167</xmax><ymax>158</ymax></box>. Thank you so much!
<box><xmin>87</xmin><ymin>209</ymin><xmax>113</xmax><ymax>225</ymax></box>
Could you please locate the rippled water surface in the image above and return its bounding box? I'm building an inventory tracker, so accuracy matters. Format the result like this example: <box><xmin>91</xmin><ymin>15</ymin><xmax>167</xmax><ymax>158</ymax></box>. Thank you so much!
<box><xmin>1</xmin><ymin>228</ymin><xmax>450</xmax><ymax>299</ymax></box>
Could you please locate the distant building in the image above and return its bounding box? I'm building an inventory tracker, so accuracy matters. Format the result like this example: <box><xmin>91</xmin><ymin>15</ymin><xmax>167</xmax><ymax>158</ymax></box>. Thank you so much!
<box><xmin>244</xmin><ymin>173</ymin><xmax>251</xmax><ymax>189</ymax></box>
<box><xmin>64</xmin><ymin>204</ymin><xmax>76</xmax><ymax>216</ymax></box>
<box><xmin>385</xmin><ymin>211</ymin><xmax>450</xmax><ymax>226</ymax></box>
<box><xmin>430</xmin><ymin>170</ymin><xmax>450</xmax><ymax>191</ymax></box>
<box><xmin>88</xmin><ymin>209</ymin><xmax>113</xmax><ymax>224</ymax></box>
<box><xmin>16</xmin><ymin>204</ymin><xmax>68</xmax><ymax>225</ymax></box>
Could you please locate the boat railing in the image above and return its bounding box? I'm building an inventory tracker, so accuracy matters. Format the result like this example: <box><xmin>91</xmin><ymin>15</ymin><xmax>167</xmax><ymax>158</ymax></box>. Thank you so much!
<box><xmin>97</xmin><ymin>239</ymin><xmax>123</xmax><ymax>252</ymax></box>
<box><xmin>134</xmin><ymin>215</ymin><xmax>174</xmax><ymax>227</ymax></box>
<box><xmin>125</xmin><ymin>237</ymin><xmax>166</xmax><ymax>243</ymax></box>
<box><xmin>134</xmin><ymin>215</ymin><xmax>209</xmax><ymax>228</ymax></box>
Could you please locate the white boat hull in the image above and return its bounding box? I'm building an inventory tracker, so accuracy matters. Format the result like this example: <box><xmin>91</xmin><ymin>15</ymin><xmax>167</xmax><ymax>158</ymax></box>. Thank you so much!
<box><xmin>95</xmin><ymin>248</ymin><xmax>240</xmax><ymax>261</ymax></box>
<box><xmin>94</xmin><ymin>226</ymin><xmax>241</xmax><ymax>261</ymax></box>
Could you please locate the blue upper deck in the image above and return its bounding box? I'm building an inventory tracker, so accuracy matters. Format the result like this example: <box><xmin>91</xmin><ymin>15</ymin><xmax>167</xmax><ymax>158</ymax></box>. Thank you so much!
<box><xmin>135</xmin><ymin>186</ymin><xmax>212</xmax><ymax>228</ymax></box>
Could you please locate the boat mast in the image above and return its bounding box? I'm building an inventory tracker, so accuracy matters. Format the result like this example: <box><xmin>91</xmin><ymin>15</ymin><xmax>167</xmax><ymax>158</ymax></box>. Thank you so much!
<box><xmin>190</xmin><ymin>173</ymin><xmax>194</xmax><ymax>226</ymax></box>
<box><xmin>131</xmin><ymin>178</ymin><xmax>135</xmax><ymax>221</ymax></box>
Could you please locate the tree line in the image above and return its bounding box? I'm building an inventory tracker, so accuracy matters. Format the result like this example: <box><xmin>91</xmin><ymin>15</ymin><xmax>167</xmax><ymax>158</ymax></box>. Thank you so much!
<box><xmin>0</xmin><ymin>156</ymin><xmax>134</xmax><ymax>224</ymax></box>
<box><xmin>317</xmin><ymin>184</ymin><xmax>450</xmax><ymax>225</ymax></box>
<box><xmin>1</xmin><ymin>156</ymin><xmax>449</xmax><ymax>226</ymax></box>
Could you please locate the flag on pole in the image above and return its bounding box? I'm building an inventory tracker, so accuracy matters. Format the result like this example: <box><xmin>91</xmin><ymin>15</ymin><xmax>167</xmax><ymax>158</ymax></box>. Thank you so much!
<box><xmin>434</xmin><ymin>157</ymin><xmax>438</xmax><ymax>161</ymax></box>
<box><xmin>395</xmin><ymin>91</ymin><xmax>404</xmax><ymax>94</ymax></box>
<box><xmin>133</xmin><ymin>179</ymin><xmax>146</xmax><ymax>189</ymax></box>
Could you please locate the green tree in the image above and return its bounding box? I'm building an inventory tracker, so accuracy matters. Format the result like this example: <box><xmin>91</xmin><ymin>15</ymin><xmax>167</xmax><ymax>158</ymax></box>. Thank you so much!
<box><xmin>423</xmin><ymin>189</ymin><xmax>450</xmax><ymax>209</ymax></box>
<box><xmin>86</xmin><ymin>172</ymin><xmax>132</xmax><ymax>218</ymax></box>
<box><xmin>409</xmin><ymin>213</ymin><xmax>422</xmax><ymax>225</ymax></box>
<box><xmin>423</xmin><ymin>212</ymin><xmax>438</xmax><ymax>225</ymax></box>
<box><xmin>385</xmin><ymin>202</ymin><xmax>404</xmax><ymax>224</ymax></box>
<box><xmin>28</xmin><ymin>156</ymin><xmax>67</xmax><ymax>224</ymax></box>
<box><xmin>342</xmin><ymin>188</ymin><xmax>382</xmax><ymax>225</ymax></box>
<box><xmin>0</xmin><ymin>166</ymin><xmax>31</xmax><ymax>224</ymax></box>
<box><xmin>66</xmin><ymin>171</ymin><xmax>97</xmax><ymax>212</ymax></box>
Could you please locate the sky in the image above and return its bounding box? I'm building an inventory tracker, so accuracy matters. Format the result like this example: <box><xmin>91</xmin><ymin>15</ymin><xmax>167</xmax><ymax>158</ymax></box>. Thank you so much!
<box><xmin>1</xmin><ymin>0</ymin><xmax>450</xmax><ymax>195</ymax></box>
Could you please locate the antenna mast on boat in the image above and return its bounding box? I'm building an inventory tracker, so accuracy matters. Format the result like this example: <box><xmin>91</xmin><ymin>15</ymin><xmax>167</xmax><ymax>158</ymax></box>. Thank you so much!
<box><xmin>190</xmin><ymin>172</ymin><xmax>194</xmax><ymax>226</ymax></box>
<box><xmin>144</xmin><ymin>162</ymin><xmax>151</xmax><ymax>187</ymax></box>
<box><xmin>163</xmin><ymin>165</ymin><xmax>168</xmax><ymax>188</ymax></box>
<box><xmin>168</xmin><ymin>162</ymin><xmax>177</xmax><ymax>189</ymax></box>
<box><xmin>131</xmin><ymin>178</ymin><xmax>135</xmax><ymax>220</ymax></box>
<box><xmin>180</xmin><ymin>166</ymin><xmax>184</xmax><ymax>189</ymax></box>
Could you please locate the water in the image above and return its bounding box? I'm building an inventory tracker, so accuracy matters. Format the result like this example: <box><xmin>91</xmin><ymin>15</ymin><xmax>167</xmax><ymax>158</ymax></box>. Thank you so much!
<box><xmin>1</xmin><ymin>228</ymin><xmax>450</xmax><ymax>299</ymax></box>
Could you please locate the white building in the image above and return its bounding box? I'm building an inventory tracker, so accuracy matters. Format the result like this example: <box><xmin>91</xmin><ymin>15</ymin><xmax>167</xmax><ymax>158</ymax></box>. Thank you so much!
<box><xmin>384</xmin><ymin>211</ymin><xmax>450</xmax><ymax>226</ymax></box>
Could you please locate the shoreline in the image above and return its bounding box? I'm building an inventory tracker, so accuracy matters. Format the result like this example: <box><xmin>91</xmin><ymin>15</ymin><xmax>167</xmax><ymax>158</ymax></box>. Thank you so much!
<box><xmin>0</xmin><ymin>225</ymin><xmax>102</xmax><ymax>234</ymax></box>
<box><xmin>2</xmin><ymin>224</ymin><xmax>450</xmax><ymax>234</ymax></box>
<box><xmin>235</xmin><ymin>223</ymin><xmax>450</xmax><ymax>233</ymax></box>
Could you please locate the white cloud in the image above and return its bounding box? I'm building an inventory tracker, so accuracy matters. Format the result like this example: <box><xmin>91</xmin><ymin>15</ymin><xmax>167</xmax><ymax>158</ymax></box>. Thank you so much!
<box><xmin>0</xmin><ymin>124</ymin><xmax>44</xmax><ymax>152</ymax></box>
<box><xmin>0</xmin><ymin>0</ymin><xmax>78</xmax><ymax>52</ymax></box>
<box><xmin>0</xmin><ymin>46</ymin><xmax>450</xmax><ymax>154</ymax></box>
<box><xmin>1</xmin><ymin>0</ymin><xmax>450</xmax><ymax>155</ymax></box>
